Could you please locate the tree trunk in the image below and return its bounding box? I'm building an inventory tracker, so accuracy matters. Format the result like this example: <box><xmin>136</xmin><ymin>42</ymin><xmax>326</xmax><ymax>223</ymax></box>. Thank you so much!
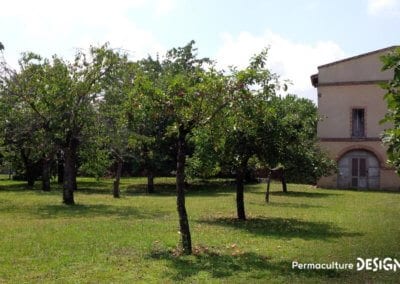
<box><xmin>265</xmin><ymin>170</ymin><xmax>271</xmax><ymax>203</ymax></box>
<box><xmin>147</xmin><ymin>170</ymin><xmax>154</xmax><ymax>194</ymax></box>
<box><xmin>236</xmin><ymin>165</ymin><xmax>246</xmax><ymax>220</ymax></box>
<box><xmin>113</xmin><ymin>159</ymin><xmax>123</xmax><ymax>198</ymax></box>
<box><xmin>25</xmin><ymin>162</ymin><xmax>35</xmax><ymax>187</ymax></box>
<box><xmin>21</xmin><ymin>149</ymin><xmax>35</xmax><ymax>187</ymax></box>
<box><xmin>63</xmin><ymin>138</ymin><xmax>78</xmax><ymax>205</ymax></box>
<box><xmin>57</xmin><ymin>151</ymin><xmax>64</xmax><ymax>184</ymax></box>
<box><xmin>42</xmin><ymin>158</ymin><xmax>51</xmax><ymax>191</ymax></box>
<box><xmin>176</xmin><ymin>126</ymin><xmax>192</xmax><ymax>255</ymax></box>
<box><xmin>281</xmin><ymin>169</ymin><xmax>287</xmax><ymax>193</ymax></box>
<box><xmin>26</xmin><ymin>168</ymin><xmax>35</xmax><ymax>187</ymax></box>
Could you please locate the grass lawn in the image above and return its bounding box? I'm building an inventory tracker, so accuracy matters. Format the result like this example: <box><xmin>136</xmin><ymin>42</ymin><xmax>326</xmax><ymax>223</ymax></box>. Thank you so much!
<box><xmin>0</xmin><ymin>177</ymin><xmax>399</xmax><ymax>283</ymax></box>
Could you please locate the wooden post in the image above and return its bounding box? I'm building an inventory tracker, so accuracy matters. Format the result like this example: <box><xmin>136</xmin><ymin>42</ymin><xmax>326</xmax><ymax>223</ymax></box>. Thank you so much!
<box><xmin>265</xmin><ymin>169</ymin><xmax>271</xmax><ymax>203</ymax></box>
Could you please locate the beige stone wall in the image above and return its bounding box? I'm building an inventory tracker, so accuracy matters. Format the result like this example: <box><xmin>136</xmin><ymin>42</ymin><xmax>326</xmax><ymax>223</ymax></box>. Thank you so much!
<box><xmin>317</xmin><ymin>174</ymin><xmax>337</xmax><ymax>188</ymax></box>
<box><xmin>317</xmin><ymin>140</ymin><xmax>400</xmax><ymax>190</ymax></box>
<box><xmin>317</xmin><ymin>84</ymin><xmax>391</xmax><ymax>138</ymax></box>
<box><xmin>318</xmin><ymin>169</ymin><xmax>400</xmax><ymax>190</ymax></box>
<box><xmin>318</xmin><ymin>49</ymin><xmax>394</xmax><ymax>84</ymax></box>
<box><xmin>380</xmin><ymin>169</ymin><xmax>400</xmax><ymax>190</ymax></box>
<box><xmin>319</xmin><ymin>141</ymin><xmax>388</xmax><ymax>166</ymax></box>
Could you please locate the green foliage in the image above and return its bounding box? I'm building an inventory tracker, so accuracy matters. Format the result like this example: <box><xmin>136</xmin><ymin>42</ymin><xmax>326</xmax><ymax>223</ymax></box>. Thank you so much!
<box><xmin>78</xmin><ymin>135</ymin><xmax>112</xmax><ymax>179</ymax></box>
<box><xmin>159</xmin><ymin>41</ymin><xmax>228</xmax><ymax>130</ymax></box>
<box><xmin>130</xmin><ymin>41</ymin><xmax>231</xmax><ymax>183</ymax></box>
<box><xmin>217</xmin><ymin>49</ymin><xmax>280</xmax><ymax>177</ymax></box>
<box><xmin>187</xmin><ymin>49</ymin><xmax>334</xmax><ymax>183</ymax></box>
<box><xmin>186</xmin><ymin>126</ymin><xmax>222</xmax><ymax>178</ymax></box>
<box><xmin>264</xmin><ymin>95</ymin><xmax>336</xmax><ymax>183</ymax></box>
<box><xmin>381</xmin><ymin>47</ymin><xmax>400</xmax><ymax>173</ymax></box>
<box><xmin>94</xmin><ymin>48</ymin><xmax>138</xmax><ymax>180</ymax></box>
<box><xmin>128</xmin><ymin>56</ymin><xmax>176</xmax><ymax>177</ymax></box>
<box><xmin>0</xmin><ymin>52</ymin><xmax>59</xmax><ymax>182</ymax></box>
<box><xmin>0</xmin><ymin>41</ymin><xmax>334</xmax><ymax>190</ymax></box>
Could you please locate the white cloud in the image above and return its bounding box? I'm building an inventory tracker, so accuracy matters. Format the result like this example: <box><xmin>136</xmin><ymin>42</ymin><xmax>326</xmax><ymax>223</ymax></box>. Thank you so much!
<box><xmin>154</xmin><ymin>0</ymin><xmax>178</xmax><ymax>17</ymax></box>
<box><xmin>0</xmin><ymin>0</ymin><xmax>170</xmax><ymax>67</ymax></box>
<box><xmin>215</xmin><ymin>31</ymin><xmax>346</xmax><ymax>102</ymax></box>
<box><xmin>367</xmin><ymin>0</ymin><xmax>400</xmax><ymax>15</ymax></box>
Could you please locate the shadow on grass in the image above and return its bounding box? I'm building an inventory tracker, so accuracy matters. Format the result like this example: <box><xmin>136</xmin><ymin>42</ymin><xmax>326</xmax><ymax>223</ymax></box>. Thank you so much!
<box><xmin>0</xmin><ymin>179</ymin><xmax>118</xmax><ymax>195</ymax></box>
<box><xmin>126</xmin><ymin>180</ymin><xmax>239</xmax><ymax>197</ymax></box>
<box><xmin>340</xmin><ymin>188</ymin><xmax>400</xmax><ymax>194</ymax></box>
<box><xmin>269</xmin><ymin>191</ymin><xmax>341</xmax><ymax>198</ymax></box>
<box><xmin>0</xmin><ymin>182</ymin><xmax>45</xmax><ymax>192</ymax></box>
<box><xmin>149</xmin><ymin>248</ymin><xmax>344</xmax><ymax>281</ymax></box>
<box><xmin>33</xmin><ymin>204</ymin><xmax>172</xmax><ymax>219</ymax></box>
<box><xmin>126</xmin><ymin>183</ymin><xmax>175</xmax><ymax>196</ymax></box>
<box><xmin>0</xmin><ymin>179</ymin><xmax>236</xmax><ymax>198</ymax></box>
<box><xmin>251</xmin><ymin>201</ymin><xmax>323</xmax><ymax>209</ymax></box>
<box><xmin>0</xmin><ymin>181</ymin><xmax>89</xmax><ymax>193</ymax></box>
<box><xmin>198</xmin><ymin>217</ymin><xmax>363</xmax><ymax>240</ymax></box>
<box><xmin>75</xmin><ymin>183</ymin><xmax>113</xmax><ymax>195</ymax></box>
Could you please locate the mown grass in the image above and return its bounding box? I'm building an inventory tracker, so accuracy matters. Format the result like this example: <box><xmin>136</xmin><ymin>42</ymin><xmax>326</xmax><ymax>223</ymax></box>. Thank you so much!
<box><xmin>0</xmin><ymin>176</ymin><xmax>399</xmax><ymax>283</ymax></box>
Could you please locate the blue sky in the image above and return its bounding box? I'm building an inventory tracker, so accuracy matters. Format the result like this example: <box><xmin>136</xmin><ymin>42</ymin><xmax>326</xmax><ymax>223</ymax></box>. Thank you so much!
<box><xmin>1</xmin><ymin>0</ymin><xmax>399</xmax><ymax>102</ymax></box>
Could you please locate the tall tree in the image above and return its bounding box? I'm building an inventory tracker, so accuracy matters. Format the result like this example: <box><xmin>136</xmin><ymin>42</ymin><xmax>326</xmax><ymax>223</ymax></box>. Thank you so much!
<box><xmin>272</xmin><ymin>95</ymin><xmax>335</xmax><ymax>185</ymax></box>
<box><xmin>0</xmin><ymin>53</ymin><xmax>57</xmax><ymax>190</ymax></box>
<box><xmin>130</xmin><ymin>57</ymin><xmax>176</xmax><ymax>194</ymax></box>
<box><xmin>98</xmin><ymin>51</ymin><xmax>136</xmax><ymax>197</ymax></box>
<box><xmin>55</xmin><ymin>45</ymin><xmax>122</xmax><ymax>204</ymax></box>
<box><xmin>256</xmin><ymin>95</ymin><xmax>335</xmax><ymax>200</ymax></box>
<box><xmin>221</xmin><ymin>50</ymin><xmax>281</xmax><ymax>220</ymax></box>
<box><xmin>0</xmin><ymin>45</ymin><xmax>122</xmax><ymax>203</ymax></box>
<box><xmin>381</xmin><ymin>47</ymin><xmax>400</xmax><ymax>172</ymax></box>
<box><xmin>134</xmin><ymin>41</ymin><xmax>228</xmax><ymax>254</ymax></box>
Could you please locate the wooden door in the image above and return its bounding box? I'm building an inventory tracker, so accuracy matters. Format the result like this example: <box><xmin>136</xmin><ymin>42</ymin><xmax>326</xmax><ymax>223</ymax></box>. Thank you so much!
<box><xmin>338</xmin><ymin>150</ymin><xmax>379</xmax><ymax>189</ymax></box>
<box><xmin>351</xmin><ymin>157</ymin><xmax>367</xmax><ymax>188</ymax></box>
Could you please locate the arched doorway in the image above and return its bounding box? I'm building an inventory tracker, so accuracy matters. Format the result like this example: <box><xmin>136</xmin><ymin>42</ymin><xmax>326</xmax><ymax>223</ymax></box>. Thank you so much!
<box><xmin>337</xmin><ymin>150</ymin><xmax>380</xmax><ymax>189</ymax></box>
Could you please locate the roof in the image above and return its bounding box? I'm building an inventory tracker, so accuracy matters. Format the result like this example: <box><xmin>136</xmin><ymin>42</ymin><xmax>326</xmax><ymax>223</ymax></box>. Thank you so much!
<box><xmin>310</xmin><ymin>45</ymin><xmax>400</xmax><ymax>88</ymax></box>
<box><xmin>318</xmin><ymin>45</ymin><xmax>400</xmax><ymax>69</ymax></box>
<box><xmin>310</xmin><ymin>74</ymin><xmax>318</xmax><ymax>87</ymax></box>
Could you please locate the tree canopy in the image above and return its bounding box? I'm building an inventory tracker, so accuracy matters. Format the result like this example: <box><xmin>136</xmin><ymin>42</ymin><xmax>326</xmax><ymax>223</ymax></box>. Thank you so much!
<box><xmin>0</xmin><ymin>41</ymin><xmax>335</xmax><ymax>254</ymax></box>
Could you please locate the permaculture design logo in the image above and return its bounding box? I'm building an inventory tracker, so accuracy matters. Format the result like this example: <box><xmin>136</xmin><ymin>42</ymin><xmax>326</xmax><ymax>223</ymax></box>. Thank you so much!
<box><xmin>291</xmin><ymin>257</ymin><xmax>400</xmax><ymax>272</ymax></box>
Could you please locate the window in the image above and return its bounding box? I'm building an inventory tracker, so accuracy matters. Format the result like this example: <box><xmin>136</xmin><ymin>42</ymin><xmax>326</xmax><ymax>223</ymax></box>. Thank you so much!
<box><xmin>352</xmin><ymin>108</ymin><xmax>365</xmax><ymax>137</ymax></box>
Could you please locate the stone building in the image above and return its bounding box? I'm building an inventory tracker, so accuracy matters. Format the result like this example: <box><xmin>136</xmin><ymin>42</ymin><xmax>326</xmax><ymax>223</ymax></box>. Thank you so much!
<box><xmin>311</xmin><ymin>46</ymin><xmax>400</xmax><ymax>190</ymax></box>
